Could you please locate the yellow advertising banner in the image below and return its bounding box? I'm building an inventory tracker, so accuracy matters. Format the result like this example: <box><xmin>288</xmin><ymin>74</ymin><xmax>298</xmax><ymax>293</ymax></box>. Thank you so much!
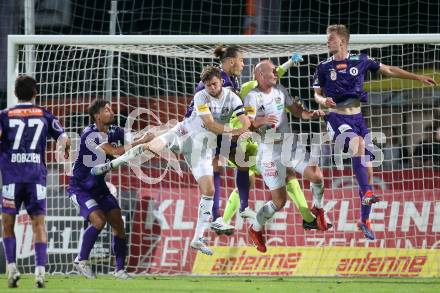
<box><xmin>192</xmin><ymin>246</ymin><xmax>440</xmax><ymax>277</ymax></box>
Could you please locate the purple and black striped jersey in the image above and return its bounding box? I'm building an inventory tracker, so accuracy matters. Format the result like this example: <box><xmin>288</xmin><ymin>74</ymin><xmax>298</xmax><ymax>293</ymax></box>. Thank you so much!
<box><xmin>184</xmin><ymin>69</ymin><xmax>240</xmax><ymax>118</ymax></box>
<box><xmin>68</xmin><ymin>124</ymin><xmax>124</xmax><ymax>196</ymax></box>
<box><xmin>0</xmin><ymin>103</ymin><xmax>65</xmax><ymax>185</ymax></box>
<box><xmin>313</xmin><ymin>53</ymin><xmax>381</xmax><ymax>105</ymax></box>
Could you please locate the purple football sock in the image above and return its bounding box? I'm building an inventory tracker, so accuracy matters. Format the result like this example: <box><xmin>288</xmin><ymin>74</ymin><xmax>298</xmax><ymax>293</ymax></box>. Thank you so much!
<box><xmin>112</xmin><ymin>236</ymin><xmax>127</xmax><ymax>271</ymax></box>
<box><xmin>359</xmin><ymin>190</ymin><xmax>372</xmax><ymax>222</ymax></box>
<box><xmin>236</xmin><ymin>170</ymin><xmax>250</xmax><ymax>212</ymax></box>
<box><xmin>2</xmin><ymin>237</ymin><xmax>16</xmax><ymax>264</ymax></box>
<box><xmin>352</xmin><ymin>157</ymin><xmax>372</xmax><ymax>194</ymax></box>
<box><xmin>34</xmin><ymin>242</ymin><xmax>47</xmax><ymax>267</ymax></box>
<box><xmin>79</xmin><ymin>225</ymin><xmax>101</xmax><ymax>261</ymax></box>
<box><xmin>212</xmin><ymin>172</ymin><xmax>221</xmax><ymax>220</ymax></box>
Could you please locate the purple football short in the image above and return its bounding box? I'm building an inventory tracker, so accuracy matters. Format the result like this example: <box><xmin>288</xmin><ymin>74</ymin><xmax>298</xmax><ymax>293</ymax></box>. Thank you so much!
<box><xmin>68</xmin><ymin>191</ymin><xmax>120</xmax><ymax>220</ymax></box>
<box><xmin>325</xmin><ymin>112</ymin><xmax>374</xmax><ymax>158</ymax></box>
<box><xmin>1</xmin><ymin>183</ymin><xmax>46</xmax><ymax>215</ymax></box>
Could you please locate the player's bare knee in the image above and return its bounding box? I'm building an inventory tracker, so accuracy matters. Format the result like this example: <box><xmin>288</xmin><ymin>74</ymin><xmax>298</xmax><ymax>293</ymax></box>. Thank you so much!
<box><xmin>94</xmin><ymin>219</ymin><xmax>106</xmax><ymax>230</ymax></box>
<box><xmin>90</xmin><ymin>213</ymin><xmax>107</xmax><ymax>230</ymax></box>
<box><xmin>212</xmin><ymin>156</ymin><xmax>222</xmax><ymax>172</ymax></box>
<box><xmin>311</xmin><ymin>169</ymin><xmax>324</xmax><ymax>184</ymax></box>
<box><xmin>2</xmin><ymin>217</ymin><xmax>15</xmax><ymax>237</ymax></box>
<box><xmin>202</xmin><ymin>186</ymin><xmax>215</xmax><ymax>197</ymax></box>
<box><xmin>3</xmin><ymin>225</ymin><xmax>14</xmax><ymax>236</ymax></box>
<box><xmin>111</xmin><ymin>217</ymin><xmax>125</xmax><ymax>232</ymax></box>
<box><xmin>213</xmin><ymin>164</ymin><xmax>221</xmax><ymax>172</ymax></box>
<box><xmin>273</xmin><ymin>198</ymin><xmax>287</xmax><ymax>210</ymax></box>
<box><xmin>31</xmin><ymin>220</ymin><xmax>46</xmax><ymax>233</ymax></box>
<box><xmin>112</xmin><ymin>226</ymin><xmax>126</xmax><ymax>238</ymax></box>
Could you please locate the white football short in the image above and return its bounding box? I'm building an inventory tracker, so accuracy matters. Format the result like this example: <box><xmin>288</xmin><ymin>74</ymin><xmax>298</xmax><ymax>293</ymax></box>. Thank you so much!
<box><xmin>256</xmin><ymin>141</ymin><xmax>309</xmax><ymax>191</ymax></box>
<box><xmin>158</xmin><ymin>123</ymin><xmax>214</xmax><ymax>182</ymax></box>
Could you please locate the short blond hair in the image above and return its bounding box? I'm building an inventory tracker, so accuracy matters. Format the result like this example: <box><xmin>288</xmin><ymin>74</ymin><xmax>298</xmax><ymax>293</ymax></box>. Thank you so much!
<box><xmin>326</xmin><ymin>24</ymin><xmax>350</xmax><ymax>43</ymax></box>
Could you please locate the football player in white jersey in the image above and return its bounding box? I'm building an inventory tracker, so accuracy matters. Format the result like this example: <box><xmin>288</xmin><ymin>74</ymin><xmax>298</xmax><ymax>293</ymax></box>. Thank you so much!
<box><xmin>244</xmin><ymin>60</ymin><xmax>327</xmax><ymax>253</ymax></box>
<box><xmin>91</xmin><ymin>66</ymin><xmax>250</xmax><ymax>255</ymax></box>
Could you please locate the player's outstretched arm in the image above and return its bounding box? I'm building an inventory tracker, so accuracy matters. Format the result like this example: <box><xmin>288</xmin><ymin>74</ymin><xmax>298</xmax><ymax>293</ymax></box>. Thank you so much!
<box><xmin>97</xmin><ymin>131</ymin><xmax>153</xmax><ymax>157</ymax></box>
<box><xmin>378</xmin><ymin>65</ymin><xmax>437</xmax><ymax>86</ymax></box>
<box><xmin>276</xmin><ymin>52</ymin><xmax>304</xmax><ymax>77</ymax></box>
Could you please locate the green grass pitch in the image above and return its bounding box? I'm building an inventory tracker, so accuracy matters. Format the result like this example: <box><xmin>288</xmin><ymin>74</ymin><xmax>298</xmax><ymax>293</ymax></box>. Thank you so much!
<box><xmin>1</xmin><ymin>275</ymin><xmax>440</xmax><ymax>292</ymax></box>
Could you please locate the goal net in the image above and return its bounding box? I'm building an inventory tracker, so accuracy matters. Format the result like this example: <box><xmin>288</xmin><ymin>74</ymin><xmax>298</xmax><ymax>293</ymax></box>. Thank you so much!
<box><xmin>6</xmin><ymin>34</ymin><xmax>440</xmax><ymax>276</ymax></box>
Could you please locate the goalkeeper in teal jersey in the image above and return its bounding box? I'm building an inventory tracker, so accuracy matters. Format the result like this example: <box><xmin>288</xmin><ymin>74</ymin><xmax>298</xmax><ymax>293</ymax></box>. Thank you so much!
<box><xmin>221</xmin><ymin>53</ymin><xmax>332</xmax><ymax>231</ymax></box>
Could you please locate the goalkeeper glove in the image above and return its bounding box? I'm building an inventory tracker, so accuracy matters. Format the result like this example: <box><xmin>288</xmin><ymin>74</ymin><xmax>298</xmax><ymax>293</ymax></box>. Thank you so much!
<box><xmin>290</xmin><ymin>52</ymin><xmax>303</xmax><ymax>65</ymax></box>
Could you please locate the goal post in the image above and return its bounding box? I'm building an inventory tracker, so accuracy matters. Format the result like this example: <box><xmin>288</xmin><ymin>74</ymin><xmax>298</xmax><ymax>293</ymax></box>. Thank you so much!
<box><xmin>7</xmin><ymin>33</ymin><xmax>440</xmax><ymax>105</ymax></box>
<box><xmin>6</xmin><ymin>34</ymin><xmax>440</xmax><ymax>276</ymax></box>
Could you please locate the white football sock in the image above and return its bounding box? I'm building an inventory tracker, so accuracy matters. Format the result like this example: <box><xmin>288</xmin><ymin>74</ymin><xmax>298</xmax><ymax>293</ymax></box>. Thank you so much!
<box><xmin>193</xmin><ymin>195</ymin><xmax>214</xmax><ymax>240</ymax></box>
<box><xmin>253</xmin><ymin>201</ymin><xmax>277</xmax><ymax>232</ymax></box>
<box><xmin>311</xmin><ymin>182</ymin><xmax>324</xmax><ymax>209</ymax></box>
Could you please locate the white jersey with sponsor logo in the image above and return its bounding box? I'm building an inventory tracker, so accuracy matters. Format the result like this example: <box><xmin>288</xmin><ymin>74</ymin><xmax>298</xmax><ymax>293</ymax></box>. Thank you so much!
<box><xmin>182</xmin><ymin>87</ymin><xmax>245</xmax><ymax>136</ymax></box>
<box><xmin>243</xmin><ymin>84</ymin><xmax>293</xmax><ymax>140</ymax></box>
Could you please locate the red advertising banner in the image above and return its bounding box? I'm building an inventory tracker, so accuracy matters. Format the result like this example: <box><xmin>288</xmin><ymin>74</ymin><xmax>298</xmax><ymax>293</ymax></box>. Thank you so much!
<box><xmin>127</xmin><ymin>185</ymin><xmax>440</xmax><ymax>274</ymax></box>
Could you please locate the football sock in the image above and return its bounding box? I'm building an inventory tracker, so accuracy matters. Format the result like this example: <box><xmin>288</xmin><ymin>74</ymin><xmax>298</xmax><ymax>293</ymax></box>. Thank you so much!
<box><xmin>212</xmin><ymin>172</ymin><xmax>221</xmax><ymax>221</ymax></box>
<box><xmin>193</xmin><ymin>195</ymin><xmax>214</xmax><ymax>240</ymax></box>
<box><xmin>236</xmin><ymin>170</ymin><xmax>250</xmax><ymax>212</ymax></box>
<box><xmin>253</xmin><ymin>201</ymin><xmax>277</xmax><ymax>232</ymax></box>
<box><xmin>286</xmin><ymin>178</ymin><xmax>314</xmax><ymax>223</ymax></box>
<box><xmin>223</xmin><ymin>189</ymin><xmax>240</xmax><ymax>224</ymax></box>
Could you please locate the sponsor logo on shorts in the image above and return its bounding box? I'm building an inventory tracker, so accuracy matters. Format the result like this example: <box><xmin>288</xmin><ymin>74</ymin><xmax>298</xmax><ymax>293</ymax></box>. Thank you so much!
<box><xmin>2</xmin><ymin>198</ymin><xmax>16</xmax><ymax>209</ymax></box>
<box><xmin>264</xmin><ymin>170</ymin><xmax>279</xmax><ymax>177</ymax></box>
<box><xmin>338</xmin><ymin>124</ymin><xmax>352</xmax><ymax>133</ymax></box>
<box><xmin>85</xmin><ymin>199</ymin><xmax>98</xmax><ymax>209</ymax></box>
<box><xmin>262</xmin><ymin>161</ymin><xmax>275</xmax><ymax>168</ymax></box>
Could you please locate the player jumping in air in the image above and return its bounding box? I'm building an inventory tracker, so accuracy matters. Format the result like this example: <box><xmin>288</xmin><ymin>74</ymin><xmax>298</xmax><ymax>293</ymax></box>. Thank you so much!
<box><xmin>220</xmin><ymin>53</ymin><xmax>331</xmax><ymax>232</ymax></box>
<box><xmin>191</xmin><ymin>45</ymin><xmax>327</xmax><ymax>234</ymax></box>
<box><xmin>313</xmin><ymin>24</ymin><xmax>437</xmax><ymax>240</ymax></box>
<box><xmin>245</xmin><ymin>60</ymin><xmax>328</xmax><ymax>252</ymax></box>
<box><xmin>91</xmin><ymin>66</ymin><xmax>250</xmax><ymax>256</ymax></box>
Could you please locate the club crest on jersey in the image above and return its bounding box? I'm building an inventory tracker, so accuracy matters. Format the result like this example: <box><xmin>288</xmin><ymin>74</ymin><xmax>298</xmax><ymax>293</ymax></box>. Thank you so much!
<box><xmin>275</xmin><ymin>96</ymin><xmax>282</xmax><ymax>104</ymax></box>
<box><xmin>221</xmin><ymin>107</ymin><xmax>230</xmax><ymax>115</ymax></box>
<box><xmin>330</xmin><ymin>70</ymin><xmax>337</xmax><ymax>81</ymax></box>
<box><xmin>349</xmin><ymin>67</ymin><xmax>359</xmax><ymax>76</ymax></box>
